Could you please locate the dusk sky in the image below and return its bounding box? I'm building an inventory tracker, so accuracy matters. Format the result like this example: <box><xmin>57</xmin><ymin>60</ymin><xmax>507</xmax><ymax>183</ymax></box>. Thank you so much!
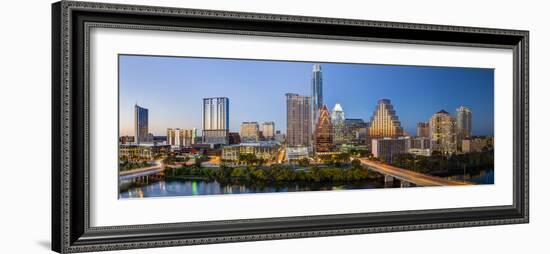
<box><xmin>119</xmin><ymin>55</ymin><xmax>494</xmax><ymax>137</ymax></box>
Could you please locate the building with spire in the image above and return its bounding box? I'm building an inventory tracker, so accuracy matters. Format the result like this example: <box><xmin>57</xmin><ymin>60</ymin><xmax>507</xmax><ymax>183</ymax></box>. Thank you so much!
<box><xmin>314</xmin><ymin>105</ymin><xmax>333</xmax><ymax>153</ymax></box>
<box><xmin>311</xmin><ymin>64</ymin><xmax>323</xmax><ymax>112</ymax></box>
<box><xmin>429</xmin><ymin>110</ymin><xmax>458</xmax><ymax>154</ymax></box>
<box><xmin>331</xmin><ymin>103</ymin><xmax>345</xmax><ymax>144</ymax></box>
<box><xmin>368</xmin><ymin>99</ymin><xmax>404</xmax><ymax>138</ymax></box>
<box><xmin>311</xmin><ymin>64</ymin><xmax>323</xmax><ymax>141</ymax></box>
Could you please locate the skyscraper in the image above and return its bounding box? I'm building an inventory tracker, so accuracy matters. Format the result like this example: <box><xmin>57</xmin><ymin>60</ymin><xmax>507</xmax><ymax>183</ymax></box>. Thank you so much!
<box><xmin>134</xmin><ymin>104</ymin><xmax>148</xmax><ymax>144</ymax></box>
<box><xmin>429</xmin><ymin>110</ymin><xmax>458</xmax><ymax>154</ymax></box>
<box><xmin>311</xmin><ymin>64</ymin><xmax>323</xmax><ymax>136</ymax></box>
<box><xmin>240</xmin><ymin>122</ymin><xmax>260</xmax><ymax>143</ymax></box>
<box><xmin>311</xmin><ymin>64</ymin><xmax>323</xmax><ymax>112</ymax></box>
<box><xmin>262</xmin><ymin>121</ymin><xmax>275</xmax><ymax>140</ymax></box>
<box><xmin>286</xmin><ymin>93</ymin><xmax>311</xmax><ymax>147</ymax></box>
<box><xmin>202</xmin><ymin>97</ymin><xmax>229</xmax><ymax>145</ymax></box>
<box><xmin>331</xmin><ymin>103</ymin><xmax>345</xmax><ymax>144</ymax></box>
<box><xmin>456</xmin><ymin>106</ymin><xmax>472</xmax><ymax>140</ymax></box>
<box><xmin>314</xmin><ymin>105</ymin><xmax>333</xmax><ymax>153</ymax></box>
<box><xmin>368</xmin><ymin>99</ymin><xmax>404</xmax><ymax>138</ymax></box>
<box><xmin>416</xmin><ymin>122</ymin><xmax>430</xmax><ymax>137</ymax></box>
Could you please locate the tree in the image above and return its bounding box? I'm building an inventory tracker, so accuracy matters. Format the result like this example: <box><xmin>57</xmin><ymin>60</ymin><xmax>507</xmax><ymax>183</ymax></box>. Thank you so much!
<box><xmin>217</xmin><ymin>165</ymin><xmax>233</xmax><ymax>182</ymax></box>
<box><xmin>335</xmin><ymin>152</ymin><xmax>350</xmax><ymax>163</ymax></box>
<box><xmin>251</xmin><ymin>168</ymin><xmax>268</xmax><ymax>181</ymax></box>
<box><xmin>193</xmin><ymin>157</ymin><xmax>202</xmax><ymax>168</ymax></box>
<box><xmin>230</xmin><ymin>168</ymin><xmax>247</xmax><ymax>179</ymax></box>
<box><xmin>351</xmin><ymin>158</ymin><xmax>362</xmax><ymax>170</ymax></box>
<box><xmin>238</xmin><ymin>153</ymin><xmax>259</xmax><ymax>165</ymax></box>
<box><xmin>297</xmin><ymin>158</ymin><xmax>310</xmax><ymax>167</ymax></box>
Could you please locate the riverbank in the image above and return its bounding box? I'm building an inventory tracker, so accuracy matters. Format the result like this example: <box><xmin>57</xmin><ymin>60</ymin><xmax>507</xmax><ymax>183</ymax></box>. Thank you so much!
<box><xmin>119</xmin><ymin>167</ymin><xmax>494</xmax><ymax>198</ymax></box>
<box><xmin>164</xmin><ymin>164</ymin><xmax>380</xmax><ymax>185</ymax></box>
<box><xmin>119</xmin><ymin>177</ymin><xmax>386</xmax><ymax>198</ymax></box>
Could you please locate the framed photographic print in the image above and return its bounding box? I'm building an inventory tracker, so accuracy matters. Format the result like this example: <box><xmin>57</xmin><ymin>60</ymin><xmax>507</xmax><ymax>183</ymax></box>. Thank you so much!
<box><xmin>52</xmin><ymin>1</ymin><xmax>529</xmax><ymax>253</ymax></box>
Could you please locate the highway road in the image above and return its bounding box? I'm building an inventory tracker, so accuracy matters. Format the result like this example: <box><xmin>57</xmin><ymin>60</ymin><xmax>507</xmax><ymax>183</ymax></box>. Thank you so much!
<box><xmin>359</xmin><ymin>159</ymin><xmax>471</xmax><ymax>186</ymax></box>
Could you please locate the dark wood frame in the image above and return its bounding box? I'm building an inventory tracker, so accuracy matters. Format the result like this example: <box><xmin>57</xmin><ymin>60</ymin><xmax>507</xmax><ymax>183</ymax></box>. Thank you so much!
<box><xmin>52</xmin><ymin>1</ymin><xmax>529</xmax><ymax>253</ymax></box>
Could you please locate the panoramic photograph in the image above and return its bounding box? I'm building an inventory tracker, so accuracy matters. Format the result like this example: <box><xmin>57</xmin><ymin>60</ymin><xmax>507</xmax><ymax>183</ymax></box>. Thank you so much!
<box><xmin>118</xmin><ymin>55</ymin><xmax>494</xmax><ymax>199</ymax></box>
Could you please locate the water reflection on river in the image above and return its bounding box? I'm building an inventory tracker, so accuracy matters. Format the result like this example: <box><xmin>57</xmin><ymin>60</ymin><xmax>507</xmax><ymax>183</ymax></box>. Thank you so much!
<box><xmin>119</xmin><ymin>180</ymin><xmax>383</xmax><ymax>198</ymax></box>
<box><xmin>119</xmin><ymin>168</ymin><xmax>495</xmax><ymax>199</ymax></box>
<box><xmin>444</xmin><ymin>169</ymin><xmax>494</xmax><ymax>184</ymax></box>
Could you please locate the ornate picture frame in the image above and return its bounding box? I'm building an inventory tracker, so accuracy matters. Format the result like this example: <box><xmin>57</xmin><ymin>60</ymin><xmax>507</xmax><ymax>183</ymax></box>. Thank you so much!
<box><xmin>52</xmin><ymin>1</ymin><xmax>528</xmax><ymax>253</ymax></box>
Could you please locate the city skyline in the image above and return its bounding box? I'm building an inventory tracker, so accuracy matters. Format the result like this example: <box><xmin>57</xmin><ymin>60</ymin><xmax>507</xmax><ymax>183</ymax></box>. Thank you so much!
<box><xmin>119</xmin><ymin>55</ymin><xmax>494</xmax><ymax>137</ymax></box>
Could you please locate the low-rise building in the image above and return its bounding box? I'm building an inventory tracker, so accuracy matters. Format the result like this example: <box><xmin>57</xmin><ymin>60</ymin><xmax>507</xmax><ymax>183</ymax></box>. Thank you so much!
<box><xmin>228</xmin><ymin>132</ymin><xmax>241</xmax><ymax>145</ymax></box>
<box><xmin>191</xmin><ymin>144</ymin><xmax>222</xmax><ymax>156</ymax></box>
<box><xmin>118</xmin><ymin>135</ymin><xmax>135</xmax><ymax>144</ymax></box>
<box><xmin>119</xmin><ymin>144</ymin><xmax>171</xmax><ymax>161</ymax></box>
<box><xmin>167</xmin><ymin>128</ymin><xmax>195</xmax><ymax>148</ymax></box>
<box><xmin>338</xmin><ymin>144</ymin><xmax>369</xmax><ymax>155</ymax></box>
<box><xmin>408</xmin><ymin>148</ymin><xmax>432</xmax><ymax>157</ymax></box>
<box><xmin>222</xmin><ymin>141</ymin><xmax>280</xmax><ymax>162</ymax></box>
<box><xmin>409</xmin><ymin>137</ymin><xmax>431</xmax><ymax>150</ymax></box>
<box><xmin>285</xmin><ymin>147</ymin><xmax>309</xmax><ymax>162</ymax></box>
<box><xmin>274</xmin><ymin>130</ymin><xmax>286</xmax><ymax>144</ymax></box>
<box><xmin>462</xmin><ymin>137</ymin><xmax>493</xmax><ymax>153</ymax></box>
<box><xmin>372</xmin><ymin>137</ymin><xmax>408</xmax><ymax>163</ymax></box>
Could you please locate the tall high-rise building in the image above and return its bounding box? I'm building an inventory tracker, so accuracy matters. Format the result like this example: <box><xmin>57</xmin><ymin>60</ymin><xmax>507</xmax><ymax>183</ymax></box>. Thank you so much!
<box><xmin>134</xmin><ymin>104</ymin><xmax>149</xmax><ymax>144</ymax></box>
<box><xmin>311</xmin><ymin>64</ymin><xmax>323</xmax><ymax>113</ymax></box>
<box><xmin>314</xmin><ymin>105</ymin><xmax>333</xmax><ymax>153</ymax></box>
<box><xmin>167</xmin><ymin>128</ymin><xmax>195</xmax><ymax>147</ymax></box>
<box><xmin>368</xmin><ymin>99</ymin><xmax>404</xmax><ymax>138</ymax></box>
<box><xmin>262</xmin><ymin>121</ymin><xmax>275</xmax><ymax>140</ymax></box>
<box><xmin>202</xmin><ymin>97</ymin><xmax>229</xmax><ymax>145</ymax></box>
<box><xmin>456</xmin><ymin>106</ymin><xmax>472</xmax><ymax>140</ymax></box>
<box><xmin>331</xmin><ymin>103</ymin><xmax>345</xmax><ymax>144</ymax></box>
<box><xmin>286</xmin><ymin>93</ymin><xmax>311</xmax><ymax>147</ymax></box>
<box><xmin>240</xmin><ymin>122</ymin><xmax>260</xmax><ymax>143</ymax></box>
<box><xmin>311</xmin><ymin>64</ymin><xmax>323</xmax><ymax>136</ymax></box>
<box><xmin>429</xmin><ymin>110</ymin><xmax>458</xmax><ymax>154</ymax></box>
<box><xmin>416</xmin><ymin>122</ymin><xmax>430</xmax><ymax>137</ymax></box>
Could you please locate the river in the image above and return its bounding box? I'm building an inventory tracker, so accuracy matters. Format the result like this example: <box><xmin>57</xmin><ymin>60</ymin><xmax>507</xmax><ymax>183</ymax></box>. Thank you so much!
<box><xmin>119</xmin><ymin>168</ymin><xmax>494</xmax><ymax>199</ymax></box>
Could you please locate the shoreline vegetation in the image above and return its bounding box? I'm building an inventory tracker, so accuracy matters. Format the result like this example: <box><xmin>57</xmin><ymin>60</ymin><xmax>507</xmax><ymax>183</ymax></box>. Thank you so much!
<box><xmin>159</xmin><ymin>149</ymin><xmax>494</xmax><ymax>186</ymax></box>
<box><xmin>165</xmin><ymin>161</ymin><xmax>379</xmax><ymax>184</ymax></box>
<box><xmin>389</xmin><ymin>149</ymin><xmax>494</xmax><ymax>177</ymax></box>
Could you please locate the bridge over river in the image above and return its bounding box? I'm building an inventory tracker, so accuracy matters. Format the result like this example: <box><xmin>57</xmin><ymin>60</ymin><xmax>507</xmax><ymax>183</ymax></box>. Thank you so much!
<box><xmin>119</xmin><ymin>159</ymin><xmax>165</xmax><ymax>183</ymax></box>
<box><xmin>359</xmin><ymin>159</ymin><xmax>471</xmax><ymax>187</ymax></box>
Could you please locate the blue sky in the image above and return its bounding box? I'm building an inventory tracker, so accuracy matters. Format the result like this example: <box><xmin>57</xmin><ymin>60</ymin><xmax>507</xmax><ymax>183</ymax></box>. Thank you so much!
<box><xmin>119</xmin><ymin>55</ymin><xmax>494</xmax><ymax>137</ymax></box>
